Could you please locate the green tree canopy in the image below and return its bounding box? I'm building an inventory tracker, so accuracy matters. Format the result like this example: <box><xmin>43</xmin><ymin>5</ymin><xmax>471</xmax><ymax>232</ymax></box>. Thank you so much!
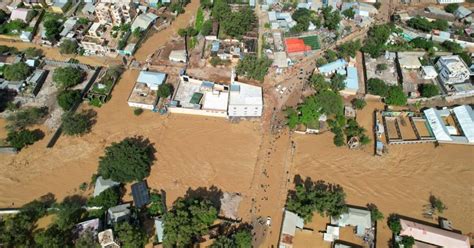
<box><xmin>367</xmin><ymin>78</ymin><xmax>389</xmax><ymax>96</ymax></box>
<box><xmin>59</xmin><ymin>39</ymin><xmax>79</xmax><ymax>54</ymax></box>
<box><xmin>34</xmin><ymin>224</ymin><xmax>68</xmax><ymax>248</ymax></box>
<box><xmin>287</xmin><ymin>178</ymin><xmax>348</xmax><ymax>222</ymax></box>
<box><xmin>444</xmin><ymin>3</ymin><xmax>459</xmax><ymax>13</ymax></box>
<box><xmin>44</xmin><ymin>17</ymin><xmax>62</xmax><ymax>42</ymax></box>
<box><xmin>337</xmin><ymin>40</ymin><xmax>361</xmax><ymax>58</ymax></box>
<box><xmin>115</xmin><ymin>222</ymin><xmax>147</xmax><ymax>248</ymax></box>
<box><xmin>200</xmin><ymin>20</ymin><xmax>213</xmax><ymax>36</ymax></box>
<box><xmin>53</xmin><ymin>66</ymin><xmax>85</xmax><ymax>89</ymax></box>
<box><xmin>342</xmin><ymin>8</ymin><xmax>355</xmax><ymax>19</ymax></box>
<box><xmin>87</xmin><ymin>186</ymin><xmax>121</xmax><ymax>210</ymax></box>
<box><xmin>98</xmin><ymin>137</ymin><xmax>154</xmax><ymax>183</ymax></box>
<box><xmin>310</xmin><ymin>73</ymin><xmax>330</xmax><ymax>92</ymax></box>
<box><xmin>221</xmin><ymin>8</ymin><xmax>256</xmax><ymax>38</ymax></box>
<box><xmin>330</xmin><ymin>74</ymin><xmax>346</xmax><ymax>92</ymax></box>
<box><xmin>407</xmin><ymin>16</ymin><xmax>449</xmax><ymax>32</ymax></box>
<box><xmin>23</xmin><ymin>47</ymin><xmax>43</xmax><ymax>58</ymax></box>
<box><xmin>385</xmin><ymin>86</ymin><xmax>407</xmax><ymax>106</ymax></box>
<box><xmin>54</xmin><ymin>197</ymin><xmax>85</xmax><ymax>231</ymax></box>
<box><xmin>75</xmin><ymin>229</ymin><xmax>101</xmax><ymax>248</ymax></box>
<box><xmin>7</xmin><ymin>129</ymin><xmax>42</xmax><ymax>150</ymax></box>
<box><xmin>362</xmin><ymin>24</ymin><xmax>392</xmax><ymax>58</ymax></box>
<box><xmin>388</xmin><ymin>214</ymin><xmax>401</xmax><ymax>234</ymax></box>
<box><xmin>322</xmin><ymin>7</ymin><xmax>341</xmax><ymax>30</ymax></box>
<box><xmin>441</xmin><ymin>40</ymin><xmax>463</xmax><ymax>53</ymax></box>
<box><xmin>148</xmin><ymin>192</ymin><xmax>165</xmax><ymax>216</ymax></box>
<box><xmin>157</xmin><ymin>83</ymin><xmax>174</xmax><ymax>98</ymax></box>
<box><xmin>314</xmin><ymin>90</ymin><xmax>343</xmax><ymax>116</ymax></box>
<box><xmin>57</xmin><ymin>89</ymin><xmax>82</xmax><ymax>111</ymax></box>
<box><xmin>351</xmin><ymin>98</ymin><xmax>366</xmax><ymax>110</ymax></box>
<box><xmin>6</xmin><ymin>107</ymin><xmax>48</xmax><ymax>132</ymax></box>
<box><xmin>163</xmin><ymin>197</ymin><xmax>218</xmax><ymax>247</ymax></box>
<box><xmin>419</xmin><ymin>84</ymin><xmax>439</xmax><ymax>98</ymax></box>
<box><xmin>61</xmin><ymin>111</ymin><xmax>94</xmax><ymax>136</ymax></box>
<box><xmin>236</xmin><ymin>55</ymin><xmax>272</xmax><ymax>81</ymax></box>
<box><xmin>3</xmin><ymin>62</ymin><xmax>32</xmax><ymax>81</ymax></box>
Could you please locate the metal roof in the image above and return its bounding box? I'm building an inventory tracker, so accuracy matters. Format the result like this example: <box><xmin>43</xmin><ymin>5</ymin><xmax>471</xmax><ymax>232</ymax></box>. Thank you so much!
<box><xmin>452</xmin><ymin>105</ymin><xmax>474</xmax><ymax>143</ymax></box>
<box><xmin>344</xmin><ymin>66</ymin><xmax>359</xmax><ymax>91</ymax></box>
<box><xmin>131</xmin><ymin>181</ymin><xmax>150</xmax><ymax>208</ymax></box>
<box><xmin>137</xmin><ymin>71</ymin><xmax>166</xmax><ymax>87</ymax></box>
<box><xmin>93</xmin><ymin>176</ymin><xmax>120</xmax><ymax>197</ymax></box>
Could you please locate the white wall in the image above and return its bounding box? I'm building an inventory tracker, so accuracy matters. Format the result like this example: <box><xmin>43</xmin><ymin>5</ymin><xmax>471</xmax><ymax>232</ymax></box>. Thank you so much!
<box><xmin>168</xmin><ymin>107</ymin><xmax>228</xmax><ymax>118</ymax></box>
<box><xmin>228</xmin><ymin>105</ymin><xmax>263</xmax><ymax>117</ymax></box>
<box><xmin>128</xmin><ymin>102</ymin><xmax>154</xmax><ymax>110</ymax></box>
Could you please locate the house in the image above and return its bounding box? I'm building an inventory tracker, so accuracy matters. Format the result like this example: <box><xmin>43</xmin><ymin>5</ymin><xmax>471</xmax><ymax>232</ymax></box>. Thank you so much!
<box><xmin>331</xmin><ymin>207</ymin><xmax>372</xmax><ymax>236</ymax></box>
<box><xmin>51</xmin><ymin>0</ymin><xmax>74</xmax><ymax>14</ymax></box>
<box><xmin>82</xmin><ymin>3</ymin><xmax>95</xmax><ymax>17</ymax></box>
<box><xmin>455</xmin><ymin>6</ymin><xmax>472</xmax><ymax>19</ymax></box>
<box><xmin>26</xmin><ymin>69</ymin><xmax>47</xmax><ymax>96</ymax></box>
<box><xmin>119</xmin><ymin>43</ymin><xmax>136</xmax><ymax>56</ymax></box>
<box><xmin>154</xmin><ymin>218</ymin><xmax>164</xmax><ymax>243</ymax></box>
<box><xmin>107</xmin><ymin>203</ymin><xmax>131</xmax><ymax>225</ymax></box>
<box><xmin>399</xmin><ymin>219</ymin><xmax>471</xmax><ymax>247</ymax></box>
<box><xmin>317</xmin><ymin>59</ymin><xmax>348</xmax><ymax>76</ymax></box>
<box><xmin>279</xmin><ymin>210</ymin><xmax>304</xmax><ymax>248</ymax></box>
<box><xmin>228</xmin><ymin>81</ymin><xmax>263</xmax><ymax>118</ymax></box>
<box><xmin>95</xmin><ymin>2</ymin><xmax>132</xmax><ymax>25</ymax></box>
<box><xmin>169</xmin><ymin>50</ymin><xmax>187</xmax><ymax>63</ymax></box>
<box><xmin>98</xmin><ymin>229</ymin><xmax>120</xmax><ymax>248</ymax></box>
<box><xmin>20</xmin><ymin>31</ymin><xmax>33</xmax><ymax>42</ymax></box>
<box><xmin>131</xmin><ymin>181</ymin><xmax>150</xmax><ymax>208</ymax></box>
<box><xmin>341</xmin><ymin>66</ymin><xmax>359</xmax><ymax>95</ymax></box>
<box><xmin>436</xmin><ymin>0</ymin><xmax>464</xmax><ymax>3</ymax></box>
<box><xmin>10</xmin><ymin>8</ymin><xmax>33</xmax><ymax>23</ymax></box>
<box><xmin>127</xmin><ymin>70</ymin><xmax>167</xmax><ymax>110</ymax></box>
<box><xmin>421</xmin><ymin>66</ymin><xmax>438</xmax><ymax>80</ymax></box>
<box><xmin>131</xmin><ymin>12</ymin><xmax>158</xmax><ymax>31</ymax></box>
<box><xmin>60</xmin><ymin>17</ymin><xmax>78</xmax><ymax>37</ymax></box>
<box><xmin>435</xmin><ymin>55</ymin><xmax>470</xmax><ymax>85</ymax></box>
<box><xmin>423</xmin><ymin>105</ymin><xmax>474</xmax><ymax>145</ymax></box>
<box><xmin>397</xmin><ymin>52</ymin><xmax>422</xmax><ymax>70</ymax></box>
<box><xmin>273</xmin><ymin>51</ymin><xmax>289</xmax><ymax>68</ymax></box>
<box><xmin>74</xmin><ymin>218</ymin><xmax>100</xmax><ymax>237</ymax></box>
<box><xmin>93</xmin><ymin>176</ymin><xmax>120</xmax><ymax>197</ymax></box>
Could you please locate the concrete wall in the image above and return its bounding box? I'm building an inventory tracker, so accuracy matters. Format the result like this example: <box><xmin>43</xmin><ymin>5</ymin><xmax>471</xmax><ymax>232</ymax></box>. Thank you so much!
<box><xmin>128</xmin><ymin>102</ymin><xmax>155</xmax><ymax>110</ymax></box>
<box><xmin>168</xmin><ymin>107</ymin><xmax>227</xmax><ymax>118</ymax></box>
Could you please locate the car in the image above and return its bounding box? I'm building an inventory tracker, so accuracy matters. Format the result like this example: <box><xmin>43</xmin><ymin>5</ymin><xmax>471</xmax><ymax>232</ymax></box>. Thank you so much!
<box><xmin>266</xmin><ymin>216</ymin><xmax>271</xmax><ymax>226</ymax></box>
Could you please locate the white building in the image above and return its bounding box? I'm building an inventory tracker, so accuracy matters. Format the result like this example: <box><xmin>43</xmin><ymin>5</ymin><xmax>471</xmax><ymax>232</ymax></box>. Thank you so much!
<box><xmin>228</xmin><ymin>82</ymin><xmax>263</xmax><ymax>117</ymax></box>
<box><xmin>131</xmin><ymin>13</ymin><xmax>158</xmax><ymax>31</ymax></box>
<box><xmin>169</xmin><ymin>50</ymin><xmax>187</xmax><ymax>63</ymax></box>
<box><xmin>128</xmin><ymin>71</ymin><xmax>167</xmax><ymax>110</ymax></box>
<box><xmin>435</xmin><ymin>55</ymin><xmax>470</xmax><ymax>85</ymax></box>
<box><xmin>421</xmin><ymin>66</ymin><xmax>438</xmax><ymax>80</ymax></box>
<box><xmin>279</xmin><ymin>210</ymin><xmax>304</xmax><ymax>248</ymax></box>
<box><xmin>95</xmin><ymin>2</ymin><xmax>132</xmax><ymax>26</ymax></box>
<box><xmin>423</xmin><ymin>105</ymin><xmax>474</xmax><ymax>145</ymax></box>
<box><xmin>437</xmin><ymin>0</ymin><xmax>464</xmax><ymax>3</ymax></box>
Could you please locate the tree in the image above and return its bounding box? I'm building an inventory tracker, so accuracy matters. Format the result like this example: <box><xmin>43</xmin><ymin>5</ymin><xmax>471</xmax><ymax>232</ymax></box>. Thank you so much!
<box><xmin>429</xmin><ymin>194</ymin><xmax>446</xmax><ymax>214</ymax></box>
<box><xmin>201</xmin><ymin>20</ymin><xmax>213</xmax><ymax>36</ymax></box>
<box><xmin>399</xmin><ymin>236</ymin><xmax>415</xmax><ymax>248</ymax></box>
<box><xmin>367</xmin><ymin>78</ymin><xmax>389</xmax><ymax>97</ymax></box>
<box><xmin>322</xmin><ymin>7</ymin><xmax>341</xmax><ymax>30</ymax></box>
<box><xmin>163</xmin><ymin>197</ymin><xmax>218</xmax><ymax>247</ymax></box>
<box><xmin>3</xmin><ymin>62</ymin><xmax>32</xmax><ymax>81</ymax></box>
<box><xmin>419</xmin><ymin>84</ymin><xmax>439</xmax><ymax>98</ymax></box>
<box><xmin>342</xmin><ymin>8</ymin><xmax>355</xmax><ymax>19</ymax></box>
<box><xmin>43</xmin><ymin>17</ymin><xmax>62</xmax><ymax>42</ymax></box>
<box><xmin>157</xmin><ymin>83</ymin><xmax>174</xmax><ymax>98</ymax></box>
<box><xmin>62</xmin><ymin>111</ymin><xmax>94</xmax><ymax>136</ymax></box>
<box><xmin>444</xmin><ymin>3</ymin><xmax>459</xmax><ymax>13</ymax></box>
<box><xmin>115</xmin><ymin>222</ymin><xmax>147</xmax><ymax>248</ymax></box>
<box><xmin>351</xmin><ymin>98</ymin><xmax>366</xmax><ymax>110</ymax></box>
<box><xmin>75</xmin><ymin>229</ymin><xmax>100</xmax><ymax>248</ymax></box>
<box><xmin>385</xmin><ymin>86</ymin><xmax>407</xmax><ymax>106</ymax></box>
<box><xmin>233</xmin><ymin>229</ymin><xmax>252</xmax><ymax>248</ymax></box>
<box><xmin>310</xmin><ymin>73</ymin><xmax>330</xmax><ymax>92</ymax></box>
<box><xmin>54</xmin><ymin>197</ymin><xmax>85</xmax><ymax>231</ymax></box>
<box><xmin>236</xmin><ymin>55</ymin><xmax>272</xmax><ymax>81</ymax></box>
<box><xmin>333</xmin><ymin>130</ymin><xmax>345</xmax><ymax>147</ymax></box>
<box><xmin>376</xmin><ymin>63</ymin><xmax>388</xmax><ymax>71</ymax></box>
<box><xmin>57</xmin><ymin>89</ymin><xmax>82</xmax><ymax>111</ymax></box>
<box><xmin>59</xmin><ymin>39</ymin><xmax>79</xmax><ymax>54</ymax></box>
<box><xmin>212</xmin><ymin>0</ymin><xmax>231</xmax><ymax>22</ymax></box>
<box><xmin>148</xmin><ymin>192</ymin><xmax>165</xmax><ymax>216</ymax></box>
<box><xmin>387</xmin><ymin>214</ymin><xmax>401</xmax><ymax>234</ymax></box>
<box><xmin>53</xmin><ymin>67</ymin><xmax>85</xmax><ymax>89</ymax></box>
<box><xmin>337</xmin><ymin>40</ymin><xmax>361</xmax><ymax>58</ymax></box>
<box><xmin>210</xmin><ymin>235</ymin><xmax>234</xmax><ymax>247</ymax></box>
<box><xmin>287</xmin><ymin>179</ymin><xmax>347</xmax><ymax>222</ymax></box>
<box><xmin>221</xmin><ymin>8</ymin><xmax>256</xmax><ymax>38</ymax></box>
<box><xmin>362</xmin><ymin>24</ymin><xmax>392</xmax><ymax>58</ymax></box>
<box><xmin>98</xmin><ymin>137</ymin><xmax>154</xmax><ymax>183</ymax></box>
<box><xmin>0</xmin><ymin>9</ymin><xmax>8</xmax><ymax>24</ymax></box>
<box><xmin>87</xmin><ymin>186</ymin><xmax>120</xmax><ymax>210</ymax></box>
<box><xmin>457</xmin><ymin>51</ymin><xmax>472</xmax><ymax>66</ymax></box>
<box><xmin>7</xmin><ymin>129</ymin><xmax>42</xmax><ymax>150</ymax></box>
<box><xmin>34</xmin><ymin>225</ymin><xmax>68</xmax><ymax>248</ymax></box>
<box><xmin>330</xmin><ymin>74</ymin><xmax>346</xmax><ymax>92</ymax></box>
<box><xmin>133</xmin><ymin>27</ymin><xmax>142</xmax><ymax>38</ymax></box>
<box><xmin>316</xmin><ymin>57</ymin><xmax>327</xmax><ymax>67</ymax></box>
<box><xmin>286</xmin><ymin>108</ymin><xmax>299</xmax><ymax>129</ymax></box>
<box><xmin>6</xmin><ymin>107</ymin><xmax>48</xmax><ymax>132</ymax></box>
<box><xmin>314</xmin><ymin>90</ymin><xmax>343</xmax><ymax>116</ymax></box>
<box><xmin>134</xmin><ymin>108</ymin><xmax>143</xmax><ymax>116</ymax></box>
<box><xmin>325</xmin><ymin>49</ymin><xmax>338</xmax><ymax>62</ymax></box>
<box><xmin>410</xmin><ymin>38</ymin><xmax>434</xmax><ymax>50</ymax></box>
<box><xmin>367</xmin><ymin>203</ymin><xmax>384</xmax><ymax>222</ymax></box>
<box><xmin>441</xmin><ymin>40</ymin><xmax>463</xmax><ymax>53</ymax></box>
<box><xmin>373</xmin><ymin>2</ymin><xmax>381</xmax><ymax>9</ymax></box>
<box><xmin>23</xmin><ymin>47</ymin><xmax>43</xmax><ymax>58</ymax></box>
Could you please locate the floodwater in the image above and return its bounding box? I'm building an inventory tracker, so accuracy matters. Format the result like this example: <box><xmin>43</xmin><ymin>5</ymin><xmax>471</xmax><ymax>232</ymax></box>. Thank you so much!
<box><xmin>291</xmin><ymin>101</ymin><xmax>474</xmax><ymax>247</ymax></box>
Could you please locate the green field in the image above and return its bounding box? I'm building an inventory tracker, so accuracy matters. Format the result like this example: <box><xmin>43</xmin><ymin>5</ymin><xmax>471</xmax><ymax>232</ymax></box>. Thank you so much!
<box><xmin>302</xmin><ymin>35</ymin><xmax>320</xmax><ymax>50</ymax></box>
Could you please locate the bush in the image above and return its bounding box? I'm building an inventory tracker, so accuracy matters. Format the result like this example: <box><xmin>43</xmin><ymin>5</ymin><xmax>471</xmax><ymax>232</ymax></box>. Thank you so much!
<box><xmin>53</xmin><ymin>67</ymin><xmax>85</xmax><ymax>89</ymax></box>
<box><xmin>148</xmin><ymin>192</ymin><xmax>165</xmax><ymax>216</ymax></box>
<box><xmin>200</xmin><ymin>20</ymin><xmax>213</xmax><ymax>36</ymax></box>
<box><xmin>57</xmin><ymin>90</ymin><xmax>82</xmax><ymax>111</ymax></box>
<box><xmin>98</xmin><ymin>137</ymin><xmax>154</xmax><ymax>183</ymax></box>
<box><xmin>351</xmin><ymin>98</ymin><xmax>366</xmax><ymax>110</ymax></box>
<box><xmin>59</xmin><ymin>39</ymin><xmax>78</xmax><ymax>54</ymax></box>
<box><xmin>134</xmin><ymin>108</ymin><xmax>143</xmax><ymax>116</ymax></box>
<box><xmin>157</xmin><ymin>83</ymin><xmax>174</xmax><ymax>98</ymax></box>
<box><xmin>367</xmin><ymin>78</ymin><xmax>389</xmax><ymax>97</ymax></box>
<box><xmin>61</xmin><ymin>111</ymin><xmax>94</xmax><ymax>136</ymax></box>
<box><xmin>444</xmin><ymin>3</ymin><xmax>459</xmax><ymax>13</ymax></box>
<box><xmin>6</xmin><ymin>107</ymin><xmax>48</xmax><ymax>132</ymax></box>
<box><xmin>419</xmin><ymin>84</ymin><xmax>439</xmax><ymax>98</ymax></box>
<box><xmin>429</xmin><ymin>194</ymin><xmax>446</xmax><ymax>214</ymax></box>
<box><xmin>399</xmin><ymin>236</ymin><xmax>415</xmax><ymax>248</ymax></box>
<box><xmin>385</xmin><ymin>86</ymin><xmax>407</xmax><ymax>106</ymax></box>
<box><xmin>387</xmin><ymin>214</ymin><xmax>401</xmax><ymax>234</ymax></box>
<box><xmin>367</xmin><ymin>203</ymin><xmax>384</xmax><ymax>222</ymax></box>
<box><xmin>6</xmin><ymin>129</ymin><xmax>42</xmax><ymax>150</ymax></box>
<box><xmin>3</xmin><ymin>62</ymin><xmax>32</xmax><ymax>81</ymax></box>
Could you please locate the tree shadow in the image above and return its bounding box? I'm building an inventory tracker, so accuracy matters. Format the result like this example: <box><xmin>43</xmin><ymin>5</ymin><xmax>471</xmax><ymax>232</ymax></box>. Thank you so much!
<box><xmin>32</xmin><ymin>128</ymin><xmax>45</xmax><ymax>140</ymax></box>
<box><xmin>0</xmin><ymin>88</ymin><xmax>17</xmax><ymax>112</ymax></box>
<box><xmin>183</xmin><ymin>185</ymin><xmax>223</xmax><ymax>210</ymax></box>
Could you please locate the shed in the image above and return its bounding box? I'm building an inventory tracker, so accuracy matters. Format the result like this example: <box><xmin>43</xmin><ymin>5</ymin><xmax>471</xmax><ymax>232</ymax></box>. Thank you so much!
<box><xmin>331</xmin><ymin>207</ymin><xmax>372</xmax><ymax>236</ymax></box>
<box><xmin>131</xmin><ymin>181</ymin><xmax>150</xmax><ymax>208</ymax></box>
<box><xmin>273</xmin><ymin>51</ymin><xmax>288</xmax><ymax>68</ymax></box>
<box><xmin>398</xmin><ymin>53</ymin><xmax>422</xmax><ymax>69</ymax></box>
<box><xmin>154</xmin><ymin>218</ymin><xmax>164</xmax><ymax>243</ymax></box>
<box><xmin>93</xmin><ymin>176</ymin><xmax>120</xmax><ymax>197</ymax></box>
<box><xmin>107</xmin><ymin>203</ymin><xmax>131</xmax><ymax>225</ymax></box>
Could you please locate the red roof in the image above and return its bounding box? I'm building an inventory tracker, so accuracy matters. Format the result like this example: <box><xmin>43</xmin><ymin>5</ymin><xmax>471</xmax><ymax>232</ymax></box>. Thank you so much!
<box><xmin>285</xmin><ymin>38</ymin><xmax>311</xmax><ymax>53</ymax></box>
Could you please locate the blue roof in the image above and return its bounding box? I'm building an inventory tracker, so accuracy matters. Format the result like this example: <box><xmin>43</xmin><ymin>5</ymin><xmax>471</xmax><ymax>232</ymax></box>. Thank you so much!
<box><xmin>131</xmin><ymin>181</ymin><xmax>150</xmax><ymax>208</ymax></box>
<box><xmin>318</xmin><ymin>59</ymin><xmax>347</xmax><ymax>74</ymax></box>
<box><xmin>344</xmin><ymin>66</ymin><xmax>359</xmax><ymax>91</ymax></box>
<box><xmin>155</xmin><ymin>219</ymin><xmax>164</xmax><ymax>243</ymax></box>
<box><xmin>211</xmin><ymin>41</ymin><xmax>220</xmax><ymax>52</ymax></box>
<box><xmin>137</xmin><ymin>71</ymin><xmax>166</xmax><ymax>86</ymax></box>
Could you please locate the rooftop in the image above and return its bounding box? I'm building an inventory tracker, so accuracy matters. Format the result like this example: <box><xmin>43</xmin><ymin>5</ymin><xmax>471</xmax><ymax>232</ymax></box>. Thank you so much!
<box><xmin>94</xmin><ymin>176</ymin><xmax>120</xmax><ymax>197</ymax></box>
<box><xmin>131</xmin><ymin>181</ymin><xmax>150</xmax><ymax>208</ymax></box>
<box><xmin>344</xmin><ymin>66</ymin><xmax>359</xmax><ymax>91</ymax></box>
<box><xmin>400</xmin><ymin>219</ymin><xmax>471</xmax><ymax>248</ymax></box>
<box><xmin>331</xmin><ymin>207</ymin><xmax>372</xmax><ymax>236</ymax></box>
<box><xmin>318</xmin><ymin>59</ymin><xmax>348</xmax><ymax>74</ymax></box>
<box><xmin>280</xmin><ymin>210</ymin><xmax>304</xmax><ymax>246</ymax></box>
<box><xmin>132</xmin><ymin>13</ymin><xmax>158</xmax><ymax>31</ymax></box>
<box><xmin>229</xmin><ymin>81</ymin><xmax>263</xmax><ymax>107</ymax></box>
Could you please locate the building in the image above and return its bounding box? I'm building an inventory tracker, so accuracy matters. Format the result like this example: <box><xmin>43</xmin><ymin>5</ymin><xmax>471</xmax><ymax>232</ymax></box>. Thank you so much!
<box><xmin>331</xmin><ymin>207</ymin><xmax>372</xmax><ymax>237</ymax></box>
<box><xmin>60</xmin><ymin>17</ymin><xmax>78</xmax><ymax>37</ymax></box>
<box><xmin>93</xmin><ymin>176</ymin><xmax>120</xmax><ymax>197</ymax></box>
<box><xmin>317</xmin><ymin>59</ymin><xmax>348</xmax><ymax>76</ymax></box>
<box><xmin>51</xmin><ymin>0</ymin><xmax>75</xmax><ymax>14</ymax></box>
<box><xmin>131</xmin><ymin>181</ymin><xmax>150</xmax><ymax>208</ymax></box>
<box><xmin>423</xmin><ymin>105</ymin><xmax>474</xmax><ymax>145</ymax></box>
<box><xmin>107</xmin><ymin>203</ymin><xmax>131</xmax><ymax>225</ymax></box>
<box><xmin>455</xmin><ymin>6</ymin><xmax>472</xmax><ymax>19</ymax></box>
<box><xmin>399</xmin><ymin>219</ymin><xmax>471</xmax><ymax>247</ymax></box>
<box><xmin>10</xmin><ymin>8</ymin><xmax>33</xmax><ymax>23</ymax></box>
<box><xmin>273</xmin><ymin>51</ymin><xmax>289</xmax><ymax>68</ymax></box>
<box><xmin>421</xmin><ymin>66</ymin><xmax>438</xmax><ymax>80</ymax></box>
<box><xmin>397</xmin><ymin>52</ymin><xmax>422</xmax><ymax>70</ymax></box>
<box><xmin>154</xmin><ymin>218</ymin><xmax>164</xmax><ymax>243</ymax></box>
<box><xmin>95</xmin><ymin>2</ymin><xmax>132</xmax><ymax>26</ymax></box>
<box><xmin>131</xmin><ymin>12</ymin><xmax>158</xmax><ymax>31</ymax></box>
<box><xmin>98</xmin><ymin>229</ymin><xmax>120</xmax><ymax>248</ymax></box>
<box><xmin>340</xmin><ymin>66</ymin><xmax>359</xmax><ymax>95</ymax></box>
<box><xmin>435</xmin><ymin>55</ymin><xmax>470</xmax><ymax>85</ymax></box>
<box><xmin>169</xmin><ymin>50</ymin><xmax>187</xmax><ymax>63</ymax></box>
<box><xmin>279</xmin><ymin>210</ymin><xmax>304</xmax><ymax>248</ymax></box>
<box><xmin>127</xmin><ymin>70</ymin><xmax>167</xmax><ymax>110</ymax></box>
<box><xmin>228</xmin><ymin>81</ymin><xmax>263</xmax><ymax>117</ymax></box>
<box><xmin>74</xmin><ymin>218</ymin><xmax>100</xmax><ymax>237</ymax></box>
<box><xmin>437</xmin><ymin>0</ymin><xmax>464</xmax><ymax>3</ymax></box>
<box><xmin>26</xmin><ymin>69</ymin><xmax>47</xmax><ymax>96</ymax></box>
<box><xmin>23</xmin><ymin>0</ymin><xmax>42</xmax><ymax>7</ymax></box>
